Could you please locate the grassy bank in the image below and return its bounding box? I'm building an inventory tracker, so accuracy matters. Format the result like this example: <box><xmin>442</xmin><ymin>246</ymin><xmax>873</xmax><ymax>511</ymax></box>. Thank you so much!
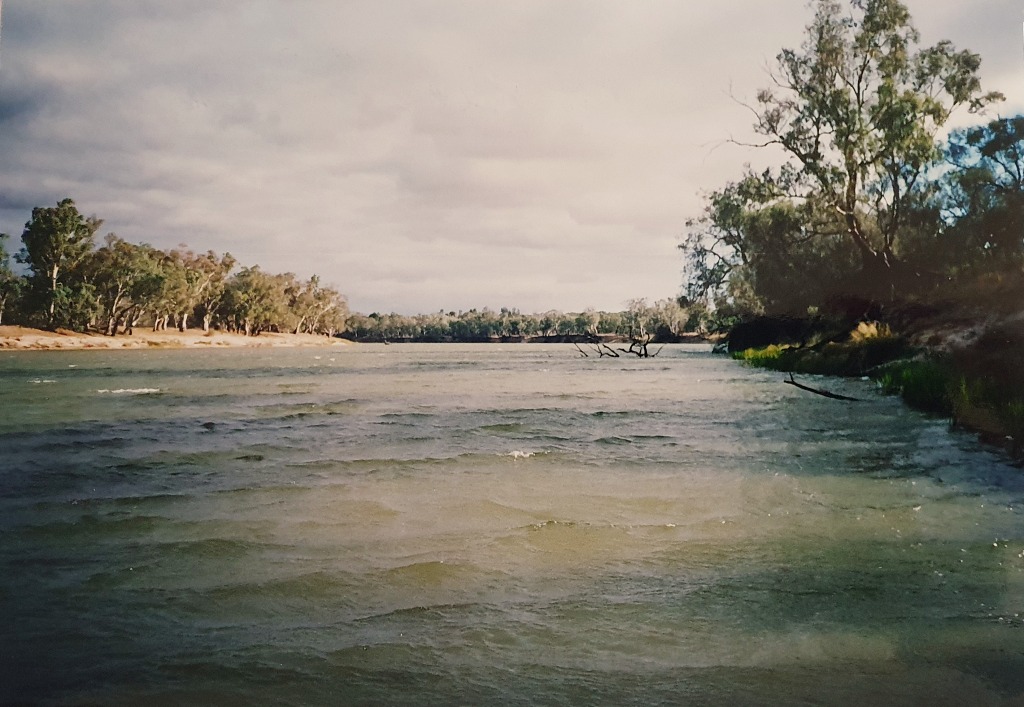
<box><xmin>732</xmin><ymin>323</ymin><xmax>1023</xmax><ymax>459</ymax></box>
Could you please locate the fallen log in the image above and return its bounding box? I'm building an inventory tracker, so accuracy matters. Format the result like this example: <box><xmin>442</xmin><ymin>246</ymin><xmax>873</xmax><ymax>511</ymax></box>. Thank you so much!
<box><xmin>783</xmin><ymin>373</ymin><xmax>861</xmax><ymax>402</ymax></box>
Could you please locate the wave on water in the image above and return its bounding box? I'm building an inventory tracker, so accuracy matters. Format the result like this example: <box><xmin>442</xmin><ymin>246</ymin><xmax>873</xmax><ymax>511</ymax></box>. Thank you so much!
<box><xmin>28</xmin><ymin>379</ymin><xmax>57</xmax><ymax>384</ymax></box>
<box><xmin>595</xmin><ymin>436</ymin><xmax>635</xmax><ymax>446</ymax></box>
<box><xmin>96</xmin><ymin>388</ymin><xmax>162</xmax><ymax>395</ymax></box>
<box><xmin>504</xmin><ymin>450</ymin><xmax>540</xmax><ymax>460</ymax></box>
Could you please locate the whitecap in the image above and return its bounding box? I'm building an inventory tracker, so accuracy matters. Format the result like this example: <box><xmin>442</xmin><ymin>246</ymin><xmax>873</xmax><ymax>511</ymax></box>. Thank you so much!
<box><xmin>29</xmin><ymin>379</ymin><xmax>57</xmax><ymax>384</ymax></box>
<box><xmin>96</xmin><ymin>388</ymin><xmax>162</xmax><ymax>395</ymax></box>
<box><xmin>506</xmin><ymin>450</ymin><xmax>535</xmax><ymax>460</ymax></box>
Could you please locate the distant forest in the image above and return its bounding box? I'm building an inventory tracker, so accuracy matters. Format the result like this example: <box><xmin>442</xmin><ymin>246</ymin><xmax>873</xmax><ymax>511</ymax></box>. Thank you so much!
<box><xmin>343</xmin><ymin>300</ymin><xmax>698</xmax><ymax>343</ymax></box>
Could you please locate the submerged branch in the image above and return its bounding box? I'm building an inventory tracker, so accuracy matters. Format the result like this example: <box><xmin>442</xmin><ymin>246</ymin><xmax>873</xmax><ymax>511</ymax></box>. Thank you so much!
<box><xmin>783</xmin><ymin>373</ymin><xmax>861</xmax><ymax>401</ymax></box>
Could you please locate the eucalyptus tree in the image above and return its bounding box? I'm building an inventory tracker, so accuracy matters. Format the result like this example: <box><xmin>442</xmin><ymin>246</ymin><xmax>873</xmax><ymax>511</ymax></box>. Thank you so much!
<box><xmin>649</xmin><ymin>298</ymin><xmax>690</xmax><ymax>339</ymax></box>
<box><xmin>222</xmin><ymin>266</ymin><xmax>292</xmax><ymax>336</ymax></box>
<box><xmin>289</xmin><ymin>275</ymin><xmax>347</xmax><ymax>336</ymax></box>
<box><xmin>149</xmin><ymin>247</ymin><xmax>231</xmax><ymax>331</ymax></box>
<box><xmin>698</xmin><ymin>0</ymin><xmax>1002</xmax><ymax>302</ymax></box>
<box><xmin>149</xmin><ymin>252</ymin><xmax>183</xmax><ymax>331</ymax></box>
<box><xmin>538</xmin><ymin>312</ymin><xmax>560</xmax><ymax>338</ymax></box>
<box><xmin>18</xmin><ymin>198</ymin><xmax>102</xmax><ymax>327</ymax></box>
<box><xmin>192</xmin><ymin>251</ymin><xmax>236</xmax><ymax>332</ymax></box>
<box><xmin>0</xmin><ymin>233</ymin><xmax>25</xmax><ymax>325</ymax></box>
<box><xmin>684</xmin><ymin>171</ymin><xmax>861</xmax><ymax>314</ymax></box>
<box><xmin>316</xmin><ymin>291</ymin><xmax>349</xmax><ymax>337</ymax></box>
<box><xmin>571</xmin><ymin>309</ymin><xmax>599</xmax><ymax>338</ymax></box>
<box><xmin>86</xmin><ymin>234</ymin><xmax>165</xmax><ymax>335</ymax></box>
<box><xmin>943</xmin><ymin>115</ymin><xmax>1024</xmax><ymax>269</ymax></box>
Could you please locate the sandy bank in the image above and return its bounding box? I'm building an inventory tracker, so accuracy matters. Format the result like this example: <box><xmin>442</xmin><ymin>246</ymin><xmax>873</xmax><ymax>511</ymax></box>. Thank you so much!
<box><xmin>0</xmin><ymin>326</ymin><xmax>350</xmax><ymax>351</ymax></box>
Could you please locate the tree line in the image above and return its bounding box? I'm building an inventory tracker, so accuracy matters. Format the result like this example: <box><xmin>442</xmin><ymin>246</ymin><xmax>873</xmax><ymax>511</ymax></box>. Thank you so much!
<box><xmin>0</xmin><ymin>199</ymin><xmax>704</xmax><ymax>343</ymax></box>
<box><xmin>344</xmin><ymin>298</ymin><xmax>699</xmax><ymax>343</ymax></box>
<box><xmin>0</xmin><ymin>199</ymin><xmax>347</xmax><ymax>336</ymax></box>
<box><xmin>681</xmin><ymin>0</ymin><xmax>1022</xmax><ymax>320</ymax></box>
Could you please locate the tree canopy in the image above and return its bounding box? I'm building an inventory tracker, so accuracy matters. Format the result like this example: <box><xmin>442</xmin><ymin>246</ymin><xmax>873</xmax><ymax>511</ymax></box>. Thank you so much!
<box><xmin>683</xmin><ymin>0</ymin><xmax>1014</xmax><ymax>316</ymax></box>
<box><xmin>18</xmin><ymin>198</ymin><xmax>103</xmax><ymax>327</ymax></box>
<box><xmin>4</xmin><ymin>199</ymin><xmax>347</xmax><ymax>337</ymax></box>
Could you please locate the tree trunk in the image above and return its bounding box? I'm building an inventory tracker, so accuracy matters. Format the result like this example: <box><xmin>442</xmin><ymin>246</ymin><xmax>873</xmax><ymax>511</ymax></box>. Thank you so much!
<box><xmin>860</xmin><ymin>249</ymin><xmax>897</xmax><ymax>300</ymax></box>
<box><xmin>49</xmin><ymin>266</ymin><xmax>59</xmax><ymax>323</ymax></box>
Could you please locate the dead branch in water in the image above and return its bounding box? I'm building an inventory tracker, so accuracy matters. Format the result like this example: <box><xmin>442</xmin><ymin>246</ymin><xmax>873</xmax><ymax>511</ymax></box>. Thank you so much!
<box><xmin>783</xmin><ymin>373</ymin><xmax>861</xmax><ymax>401</ymax></box>
<box><xmin>574</xmin><ymin>340</ymin><xmax>621</xmax><ymax>358</ymax></box>
<box><xmin>617</xmin><ymin>330</ymin><xmax>662</xmax><ymax>358</ymax></box>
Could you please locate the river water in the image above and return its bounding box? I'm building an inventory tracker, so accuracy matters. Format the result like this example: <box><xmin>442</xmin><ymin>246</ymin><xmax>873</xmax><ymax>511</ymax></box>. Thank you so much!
<box><xmin>1</xmin><ymin>343</ymin><xmax>1023</xmax><ymax>705</ymax></box>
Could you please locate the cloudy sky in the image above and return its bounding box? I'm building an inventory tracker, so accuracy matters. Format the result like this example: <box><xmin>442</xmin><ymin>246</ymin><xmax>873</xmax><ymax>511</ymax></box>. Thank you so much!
<box><xmin>0</xmin><ymin>2</ymin><xmax>1021</xmax><ymax>314</ymax></box>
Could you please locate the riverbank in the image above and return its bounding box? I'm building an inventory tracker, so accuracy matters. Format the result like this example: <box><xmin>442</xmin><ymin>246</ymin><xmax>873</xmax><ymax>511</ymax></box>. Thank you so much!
<box><xmin>728</xmin><ymin>286</ymin><xmax>1024</xmax><ymax>460</ymax></box>
<box><xmin>0</xmin><ymin>326</ymin><xmax>348</xmax><ymax>351</ymax></box>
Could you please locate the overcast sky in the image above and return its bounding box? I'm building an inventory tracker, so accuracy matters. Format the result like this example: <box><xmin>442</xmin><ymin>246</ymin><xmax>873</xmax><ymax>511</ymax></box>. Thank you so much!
<box><xmin>0</xmin><ymin>2</ymin><xmax>1021</xmax><ymax>314</ymax></box>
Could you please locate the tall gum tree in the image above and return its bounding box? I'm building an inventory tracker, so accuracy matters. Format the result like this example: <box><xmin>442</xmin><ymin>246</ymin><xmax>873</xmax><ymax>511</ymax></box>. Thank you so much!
<box><xmin>747</xmin><ymin>0</ymin><xmax>1002</xmax><ymax>294</ymax></box>
<box><xmin>18</xmin><ymin>198</ymin><xmax>102</xmax><ymax>326</ymax></box>
<box><xmin>86</xmin><ymin>235</ymin><xmax>165</xmax><ymax>335</ymax></box>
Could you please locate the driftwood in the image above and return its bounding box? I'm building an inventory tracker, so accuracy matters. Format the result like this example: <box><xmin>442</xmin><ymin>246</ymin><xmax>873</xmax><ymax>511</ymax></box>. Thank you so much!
<box><xmin>783</xmin><ymin>373</ymin><xmax>861</xmax><ymax>401</ymax></box>
<box><xmin>575</xmin><ymin>330</ymin><xmax>662</xmax><ymax>359</ymax></box>
<box><xmin>617</xmin><ymin>331</ymin><xmax>663</xmax><ymax>358</ymax></box>
<box><xmin>574</xmin><ymin>341</ymin><xmax>621</xmax><ymax>358</ymax></box>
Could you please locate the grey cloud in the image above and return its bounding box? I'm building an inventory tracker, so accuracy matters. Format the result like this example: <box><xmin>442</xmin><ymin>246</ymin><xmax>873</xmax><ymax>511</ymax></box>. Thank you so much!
<box><xmin>0</xmin><ymin>74</ymin><xmax>55</xmax><ymax>125</ymax></box>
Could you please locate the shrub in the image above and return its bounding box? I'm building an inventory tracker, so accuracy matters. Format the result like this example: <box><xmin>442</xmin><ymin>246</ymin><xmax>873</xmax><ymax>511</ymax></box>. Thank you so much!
<box><xmin>874</xmin><ymin>360</ymin><xmax>953</xmax><ymax>415</ymax></box>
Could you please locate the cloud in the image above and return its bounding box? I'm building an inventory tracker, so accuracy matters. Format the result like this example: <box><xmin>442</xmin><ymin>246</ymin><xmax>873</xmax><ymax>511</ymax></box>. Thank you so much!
<box><xmin>0</xmin><ymin>1</ymin><xmax>1020</xmax><ymax>313</ymax></box>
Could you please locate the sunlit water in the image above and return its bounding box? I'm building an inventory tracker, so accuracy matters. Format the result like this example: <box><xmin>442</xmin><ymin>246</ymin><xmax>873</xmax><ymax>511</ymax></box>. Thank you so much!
<box><xmin>2</xmin><ymin>343</ymin><xmax>1023</xmax><ymax>705</ymax></box>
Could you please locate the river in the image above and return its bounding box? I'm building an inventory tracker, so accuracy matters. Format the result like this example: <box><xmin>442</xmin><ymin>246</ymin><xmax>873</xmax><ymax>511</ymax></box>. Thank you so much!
<box><xmin>1</xmin><ymin>343</ymin><xmax>1022</xmax><ymax>705</ymax></box>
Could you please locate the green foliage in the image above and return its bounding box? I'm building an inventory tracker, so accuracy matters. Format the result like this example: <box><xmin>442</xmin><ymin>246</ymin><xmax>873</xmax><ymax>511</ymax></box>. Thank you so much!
<box><xmin>43</xmin><ymin>282</ymin><xmax>99</xmax><ymax>332</ymax></box>
<box><xmin>222</xmin><ymin>266</ymin><xmax>291</xmax><ymax>336</ymax></box>
<box><xmin>5</xmin><ymin>199</ymin><xmax>346</xmax><ymax>336</ymax></box>
<box><xmin>85</xmin><ymin>235</ymin><xmax>165</xmax><ymax>335</ymax></box>
<box><xmin>735</xmin><ymin>336</ymin><xmax>1024</xmax><ymax>457</ymax></box>
<box><xmin>684</xmin><ymin>177</ymin><xmax>862</xmax><ymax>314</ymax></box>
<box><xmin>874</xmin><ymin>360</ymin><xmax>953</xmax><ymax>415</ymax></box>
<box><xmin>681</xmin><ymin>0</ymin><xmax>1007</xmax><ymax>314</ymax></box>
<box><xmin>757</xmin><ymin>0</ymin><xmax>1000</xmax><ymax>280</ymax></box>
<box><xmin>0</xmin><ymin>233</ymin><xmax>26</xmax><ymax>326</ymax></box>
<box><xmin>733</xmin><ymin>345</ymin><xmax>786</xmax><ymax>367</ymax></box>
<box><xmin>18</xmin><ymin>198</ymin><xmax>102</xmax><ymax>328</ymax></box>
<box><xmin>943</xmin><ymin>116</ymin><xmax>1024</xmax><ymax>272</ymax></box>
<box><xmin>342</xmin><ymin>299</ymin><xmax>698</xmax><ymax>343</ymax></box>
<box><xmin>733</xmin><ymin>327</ymin><xmax>910</xmax><ymax>377</ymax></box>
<box><xmin>288</xmin><ymin>274</ymin><xmax>347</xmax><ymax>336</ymax></box>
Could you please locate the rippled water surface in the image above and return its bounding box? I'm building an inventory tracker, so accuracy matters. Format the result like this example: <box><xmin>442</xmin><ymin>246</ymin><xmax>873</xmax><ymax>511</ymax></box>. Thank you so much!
<box><xmin>2</xmin><ymin>343</ymin><xmax>1023</xmax><ymax>705</ymax></box>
